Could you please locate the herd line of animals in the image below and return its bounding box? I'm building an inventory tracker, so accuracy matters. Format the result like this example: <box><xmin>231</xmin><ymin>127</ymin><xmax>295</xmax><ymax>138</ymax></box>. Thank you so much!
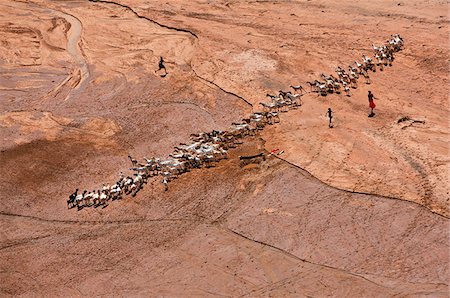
<box><xmin>67</xmin><ymin>34</ymin><xmax>404</xmax><ymax>210</ymax></box>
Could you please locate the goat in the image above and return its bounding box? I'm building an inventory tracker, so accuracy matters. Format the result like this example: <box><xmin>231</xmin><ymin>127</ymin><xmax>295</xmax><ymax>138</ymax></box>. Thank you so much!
<box><xmin>128</xmin><ymin>154</ymin><xmax>137</xmax><ymax>167</ymax></box>
<box><xmin>290</xmin><ymin>85</ymin><xmax>305</xmax><ymax>94</ymax></box>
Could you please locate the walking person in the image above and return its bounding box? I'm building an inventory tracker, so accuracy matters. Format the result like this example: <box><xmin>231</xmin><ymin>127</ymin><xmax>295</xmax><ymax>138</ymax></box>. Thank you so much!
<box><xmin>326</xmin><ymin>108</ymin><xmax>334</xmax><ymax>128</ymax></box>
<box><xmin>368</xmin><ymin>90</ymin><xmax>377</xmax><ymax>117</ymax></box>
<box><xmin>155</xmin><ymin>56</ymin><xmax>167</xmax><ymax>77</ymax></box>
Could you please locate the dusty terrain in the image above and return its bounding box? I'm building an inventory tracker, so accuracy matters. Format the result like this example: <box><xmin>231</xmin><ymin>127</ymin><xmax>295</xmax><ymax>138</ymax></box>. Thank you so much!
<box><xmin>0</xmin><ymin>0</ymin><xmax>449</xmax><ymax>296</ymax></box>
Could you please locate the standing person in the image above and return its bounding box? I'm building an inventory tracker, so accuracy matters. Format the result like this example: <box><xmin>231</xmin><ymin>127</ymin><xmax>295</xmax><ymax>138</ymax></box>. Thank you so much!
<box><xmin>368</xmin><ymin>90</ymin><xmax>377</xmax><ymax>117</ymax></box>
<box><xmin>326</xmin><ymin>108</ymin><xmax>333</xmax><ymax>128</ymax></box>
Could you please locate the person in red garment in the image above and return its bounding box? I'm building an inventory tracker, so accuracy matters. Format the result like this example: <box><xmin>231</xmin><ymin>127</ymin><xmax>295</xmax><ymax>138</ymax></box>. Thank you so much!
<box><xmin>368</xmin><ymin>90</ymin><xmax>377</xmax><ymax>117</ymax></box>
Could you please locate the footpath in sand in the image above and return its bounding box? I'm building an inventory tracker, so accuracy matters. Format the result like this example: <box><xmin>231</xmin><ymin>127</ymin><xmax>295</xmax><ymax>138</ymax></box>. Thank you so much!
<box><xmin>0</xmin><ymin>0</ymin><xmax>448</xmax><ymax>296</ymax></box>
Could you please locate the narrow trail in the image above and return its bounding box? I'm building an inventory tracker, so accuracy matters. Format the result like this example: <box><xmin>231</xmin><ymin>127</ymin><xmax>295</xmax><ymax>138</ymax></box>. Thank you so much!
<box><xmin>215</xmin><ymin>224</ymin><xmax>448</xmax><ymax>296</ymax></box>
<box><xmin>0</xmin><ymin>234</ymin><xmax>54</xmax><ymax>251</ymax></box>
<box><xmin>217</xmin><ymin>225</ymin><xmax>392</xmax><ymax>291</ymax></box>
<box><xmin>0</xmin><ymin>211</ymin><xmax>195</xmax><ymax>225</ymax></box>
<box><xmin>270</xmin><ymin>155</ymin><xmax>450</xmax><ymax>220</ymax></box>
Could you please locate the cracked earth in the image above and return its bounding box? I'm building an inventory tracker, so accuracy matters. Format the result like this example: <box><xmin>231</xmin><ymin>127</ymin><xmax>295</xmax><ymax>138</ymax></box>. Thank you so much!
<box><xmin>0</xmin><ymin>0</ymin><xmax>448</xmax><ymax>296</ymax></box>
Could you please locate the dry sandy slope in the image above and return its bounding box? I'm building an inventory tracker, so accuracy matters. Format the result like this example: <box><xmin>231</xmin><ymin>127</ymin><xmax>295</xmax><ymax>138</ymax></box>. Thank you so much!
<box><xmin>129</xmin><ymin>0</ymin><xmax>449</xmax><ymax>215</ymax></box>
<box><xmin>0</xmin><ymin>0</ymin><xmax>448</xmax><ymax>296</ymax></box>
<box><xmin>1</xmin><ymin>143</ymin><xmax>448</xmax><ymax>296</ymax></box>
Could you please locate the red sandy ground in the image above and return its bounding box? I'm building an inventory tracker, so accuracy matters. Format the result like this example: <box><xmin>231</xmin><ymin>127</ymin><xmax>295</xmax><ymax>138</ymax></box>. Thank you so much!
<box><xmin>0</xmin><ymin>0</ymin><xmax>448</xmax><ymax>296</ymax></box>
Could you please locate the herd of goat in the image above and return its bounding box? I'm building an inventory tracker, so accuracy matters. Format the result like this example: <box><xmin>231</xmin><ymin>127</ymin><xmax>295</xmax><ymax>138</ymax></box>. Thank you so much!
<box><xmin>67</xmin><ymin>34</ymin><xmax>404</xmax><ymax>210</ymax></box>
<box><xmin>304</xmin><ymin>34</ymin><xmax>403</xmax><ymax>96</ymax></box>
